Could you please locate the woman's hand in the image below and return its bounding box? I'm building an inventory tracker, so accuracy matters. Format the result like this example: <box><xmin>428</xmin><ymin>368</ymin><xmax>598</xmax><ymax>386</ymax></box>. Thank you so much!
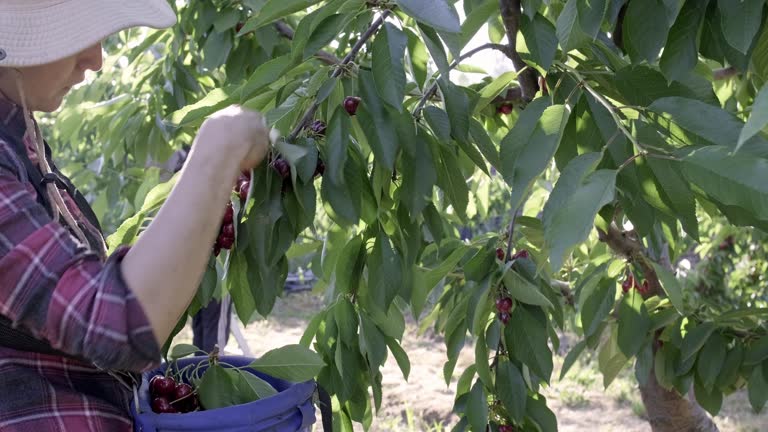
<box><xmin>122</xmin><ymin>105</ymin><xmax>273</xmax><ymax>346</ymax></box>
<box><xmin>196</xmin><ymin>105</ymin><xmax>271</xmax><ymax>172</ymax></box>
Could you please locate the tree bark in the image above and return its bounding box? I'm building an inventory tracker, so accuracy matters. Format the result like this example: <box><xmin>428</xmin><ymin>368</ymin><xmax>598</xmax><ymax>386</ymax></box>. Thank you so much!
<box><xmin>638</xmin><ymin>359</ymin><xmax>719</xmax><ymax>432</ymax></box>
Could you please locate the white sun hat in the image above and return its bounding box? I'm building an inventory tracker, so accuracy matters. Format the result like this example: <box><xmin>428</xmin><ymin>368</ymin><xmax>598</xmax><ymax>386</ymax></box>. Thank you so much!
<box><xmin>0</xmin><ymin>0</ymin><xmax>177</xmax><ymax>68</ymax></box>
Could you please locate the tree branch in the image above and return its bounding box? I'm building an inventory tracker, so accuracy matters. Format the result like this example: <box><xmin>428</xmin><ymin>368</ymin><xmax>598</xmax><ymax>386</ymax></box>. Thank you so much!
<box><xmin>413</xmin><ymin>43</ymin><xmax>510</xmax><ymax>118</ymax></box>
<box><xmin>273</xmin><ymin>21</ymin><xmax>341</xmax><ymax>66</ymax></box>
<box><xmin>499</xmin><ymin>0</ymin><xmax>539</xmax><ymax>102</ymax></box>
<box><xmin>287</xmin><ymin>11</ymin><xmax>392</xmax><ymax>141</ymax></box>
<box><xmin>597</xmin><ymin>223</ymin><xmax>663</xmax><ymax>297</ymax></box>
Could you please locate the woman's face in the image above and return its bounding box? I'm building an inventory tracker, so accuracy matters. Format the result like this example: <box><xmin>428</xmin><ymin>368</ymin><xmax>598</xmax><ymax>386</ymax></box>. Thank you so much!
<box><xmin>0</xmin><ymin>42</ymin><xmax>104</xmax><ymax>113</ymax></box>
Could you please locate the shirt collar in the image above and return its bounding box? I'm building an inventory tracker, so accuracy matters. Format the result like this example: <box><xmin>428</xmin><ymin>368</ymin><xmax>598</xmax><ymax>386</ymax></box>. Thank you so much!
<box><xmin>0</xmin><ymin>97</ymin><xmax>28</xmax><ymax>141</ymax></box>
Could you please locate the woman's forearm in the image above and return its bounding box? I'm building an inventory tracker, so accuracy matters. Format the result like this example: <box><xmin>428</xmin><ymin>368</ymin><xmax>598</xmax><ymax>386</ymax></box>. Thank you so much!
<box><xmin>121</xmin><ymin>143</ymin><xmax>242</xmax><ymax>346</ymax></box>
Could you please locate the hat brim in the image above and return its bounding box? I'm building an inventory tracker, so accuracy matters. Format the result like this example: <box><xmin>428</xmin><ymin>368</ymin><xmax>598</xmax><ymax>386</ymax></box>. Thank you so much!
<box><xmin>0</xmin><ymin>0</ymin><xmax>177</xmax><ymax>67</ymax></box>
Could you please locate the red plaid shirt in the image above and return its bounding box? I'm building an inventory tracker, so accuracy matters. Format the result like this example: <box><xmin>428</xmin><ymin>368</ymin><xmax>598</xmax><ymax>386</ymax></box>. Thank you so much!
<box><xmin>0</xmin><ymin>99</ymin><xmax>161</xmax><ymax>431</ymax></box>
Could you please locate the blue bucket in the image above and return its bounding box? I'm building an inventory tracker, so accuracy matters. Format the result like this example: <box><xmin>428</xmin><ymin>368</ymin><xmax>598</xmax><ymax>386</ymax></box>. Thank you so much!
<box><xmin>130</xmin><ymin>356</ymin><xmax>317</xmax><ymax>432</ymax></box>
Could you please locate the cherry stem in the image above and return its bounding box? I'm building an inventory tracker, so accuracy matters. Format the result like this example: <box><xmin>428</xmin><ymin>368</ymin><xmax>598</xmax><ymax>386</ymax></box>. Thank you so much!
<box><xmin>413</xmin><ymin>43</ymin><xmax>512</xmax><ymax>119</ymax></box>
<box><xmin>287</xmin><ymin>10</ymin><xmax>392</xmax><ymax>142</ymax></box>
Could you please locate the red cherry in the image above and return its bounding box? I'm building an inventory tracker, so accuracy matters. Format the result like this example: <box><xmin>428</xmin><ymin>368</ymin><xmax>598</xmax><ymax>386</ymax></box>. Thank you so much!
<box><xmin>223</xmin><ymin>203</ymin><xmax>234</xmax><ymax>224</ymax></box>
<box><xmin>640</xmin><ymin>280</ymin><xmax>650</xmax><ymax>294</ymax></box>
<box><xmin>272</xmin><ymin>159</ymin><xmax>290</xmax><ymax>179</ymax></box>
<box><xmin>495</xmin><ymin>297</ymin><xmax>513</xmax><ymax>313</ymax></box>
<box><xmin>343</xmin><ymin>96</ymin><xmax>361</xmax><ymax>115</ymax></box>
<box><xmin>218</xmin><ymin>235</ymin><xmax>234</xmax><ymax>250</ymax></box>
<box><xmin>150</xmin><ymin>375</ymin><xmax>176</xmax><ymax>397</ymax></box>
<box><xmin>241</xmin><ymin>170</ymin><xmax>252</xmax><ymax>181</ymax></box>
<box><xmin>512</xmin><ymin>249</ymin><xmax>529</xmax><ymax>260</ymax></box>
<box><xmin>621</xmin><ymin>274</ymin><xmax>634</xmax><ymax>294</ymax></box>
<box><xmin>309</xmin><ymin>120</ymin><xmax>326</xmax><ymax>136</ymax></box>
<box><xmin>496</xmin><ymin>248</ymin><xmax>506</xmax><ymax>261</ymax></box>
<box><xmin>499</xmin><ymin>425</ymin><xmax>515</xmax><ymax>432</ymax></box>
<box><xmin>498</xmin><ymin>312</ymin><xmax>510</xmax><ymax>325</ymax></box>
<box><xmin>498</xmin><ymin>104</ymin><xmax>513</xmax><ymax>115</ymax></box>
<box><xmin>235</xmin><ymin>22</ymin><xmax>245</xmax><ymax>33</ymax></box>
<box><xmin>221</xmin><ymin>223</ymin><xmax>235</xmax><ymax>238</ymax></box>
<box><xmin>239</xmin><ymin>181</ymin><xmax>249</xmax><ymax>204</ymax></box>
<box><xmin>151</xmin><ymin>396</ymin><xmax>178</xmax><ymax>414</ymax></box>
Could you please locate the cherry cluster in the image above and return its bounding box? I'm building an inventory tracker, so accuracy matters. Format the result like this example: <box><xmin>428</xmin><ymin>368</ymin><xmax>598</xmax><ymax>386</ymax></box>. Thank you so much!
<box><xmin>621</xmin><ymin>272</ymin><xmax>649</xmax><ymax>295</ymax></box>
<box><xmin>213</xmin><ymin>171</ymin><xmax>251</xmax><ymax>256</ymax></box>
<box><xmin>495</xmin><ymin>296</ymin><xmax>513</xmax><ymax>325</ymax></box>
<box><xmin>149</xmin><ymin>375</ymin><xmax>199</xmax><ymax>414</ymax></box>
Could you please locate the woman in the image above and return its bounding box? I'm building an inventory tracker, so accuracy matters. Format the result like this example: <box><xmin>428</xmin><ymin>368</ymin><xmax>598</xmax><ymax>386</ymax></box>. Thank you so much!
<box><xmin>0</xmin><ymin>1</ymin><xmax>270</xmax><ymax>430</ymax></box>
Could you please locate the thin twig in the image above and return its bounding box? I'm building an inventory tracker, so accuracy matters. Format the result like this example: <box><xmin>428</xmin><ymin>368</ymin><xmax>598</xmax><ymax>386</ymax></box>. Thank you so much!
<box><xmin>273</xmin><ymin>21</ymin><xmax>341</xmax><ymax>66</ymax></box>
<box><xmin>413</xmin><ymin>43</ymin><xmax>510</xmax><ymax>118</ymax></box>
<box><xmin>287</xmin><ymin>11</ymin><xmax>392</xmax><ymax>141</ymax></box>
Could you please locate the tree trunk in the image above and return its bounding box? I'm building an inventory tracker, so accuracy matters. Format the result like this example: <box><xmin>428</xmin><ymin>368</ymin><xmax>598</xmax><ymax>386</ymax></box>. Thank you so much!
<box><xmin>638</xmin><ymin>361</ymin><xmax>719</xmax><ymax>432</ymax></box>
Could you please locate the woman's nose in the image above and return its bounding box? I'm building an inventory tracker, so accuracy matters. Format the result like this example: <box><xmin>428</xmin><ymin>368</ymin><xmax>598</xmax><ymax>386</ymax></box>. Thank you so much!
<box><xmin>79</xmin><ymin>42</ymin><xmax>104</xmax><ymax>73</ymax></box>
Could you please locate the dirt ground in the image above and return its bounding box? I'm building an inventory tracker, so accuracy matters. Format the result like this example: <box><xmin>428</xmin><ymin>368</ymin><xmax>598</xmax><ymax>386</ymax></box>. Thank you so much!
<box><xmin>177</xmin><ymin>292</ymin><xmax>768</xmax><ymax>431</ymax></box>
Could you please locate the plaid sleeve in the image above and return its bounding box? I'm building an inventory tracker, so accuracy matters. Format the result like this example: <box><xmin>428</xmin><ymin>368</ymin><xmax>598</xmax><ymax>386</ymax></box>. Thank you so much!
<box><xmin>0</xmin><ymin>143</ymin><xmax>161</xmax><ymax>372</ymax></box>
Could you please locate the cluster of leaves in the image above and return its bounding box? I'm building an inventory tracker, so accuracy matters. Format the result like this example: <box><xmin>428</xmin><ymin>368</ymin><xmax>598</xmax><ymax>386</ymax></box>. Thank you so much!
<box><xmin>49</xmin><ymin>0</ymin><xmax>768</xmax><ymax>430</ymax></box>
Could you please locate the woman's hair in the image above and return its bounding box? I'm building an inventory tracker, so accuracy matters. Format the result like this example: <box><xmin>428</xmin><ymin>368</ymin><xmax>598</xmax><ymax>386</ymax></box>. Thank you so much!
<box><xmin>10</xmin><ymin>70</ymin><xmax>107</xmax><ymax>256</ymax></box>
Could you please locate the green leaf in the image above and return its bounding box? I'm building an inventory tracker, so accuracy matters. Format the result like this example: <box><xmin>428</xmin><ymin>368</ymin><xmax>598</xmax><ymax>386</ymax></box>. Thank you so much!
<box><xmin>696</xmin><ymin>332</ymin><xmax>727</xmax><ymax>391</ymax></box>
<box><xmin>497</xmin><ymin>360</ymin><xmax>527</xmax><ymax>422</ymax></box>
<box><xmin>646</xmin><ymin>158</ymin><xmax>699</xmax><ymax>239</ymax></box>
<box><xmin>659</xmin><ymin>0</ymin><xmax>709</xmax><ymax>82</ymax></box>
<box><xmin>560</xmin><ymin>340</ymin><xmax>587</xmax><ymax>380</ymax></box>
<box><xmin>359</xmin><ymin>312</ymin><xmax>387</xmax><ymax>370</ymax></box>
<box><xmin>651</xmin><ymin>263</ymin><xmax>685</xmax><ymax>313</ymax></box>
<box><xmin>543</xmin><ymin>153</ymin><xmax>616</xmax><ymax>272</ymax></box>
<box><xmin>326</xmin><ymin>107</ymin><xmax>350</xmax><ymax>185</ymax></box>
<box><xmin>648</xmin><ymin>97</ymin><xmax>768</xmax><ymax>157</ymax></box>
<box><xmin>368</xmin><ymin>230</ymin><xmax>404</xmax><ymax>310</ymax></box>
<box><xmin>474</xmin><ymin>71</ymin><xmax>519</xmax><ymax>114</ymax></box>
<box><xmin>241</xmin><ymin>371</ymin><xmax>279</xmax><ymax>399</ymax></box>
<box><xmin>694</xmin><ymin>376</ymin><xmax>724</xmax><ymax>416</ymax></box>
<box><xmin>459</xmin><ymin>0</ymin><xmax>499</xmax><ymax>48</ymax></box>
<box><xmin>241</xmin><ymin>0</ymin><xmax>323</xmax><ymax>32</ymax></box>
<box><xmin>432</xmin><ymin>139</ymin><xmax>470</xmax><ymax>219</ymax></box>
<box><xmin>598</xmin><ymin>324</ymin><xmax>630</xmax><ymax>388</ymax></box>
<box><xmin>418</xmin><ymin>24</ymin><xmax>451</xmax><ymax>78</ymax></box>
<box><xmin>716</xmin><ymin>342</ymin><xmax>744</xmax><ymax>390</ymax></box>
<box><xmin>502</xmin><ymin>270</ymin><xmax>554</xmax><ymax>308</ymax></box>
<box><xmin>622</xmin><ymin>0</ymin><xmax>672</xmax><ymax>63</ymax></box>
<box><xmin>466</xmin><ymin>381</ymin><xmax>489</xmax><ymax>431</ymax></box>
<box><xmin>521</xmin><ymin>13</ymin><xmax>558</xmax><ymax>71</ymax></box>
<box><xmin>745</xmin><ymin>336</ymin><xmax>768</xmax><ymax>365</ymax></box>
<box><xmin>372</xmin><ymin>23</ymin><xmax>408</xmax><ymax>110</ymax></box>
<box><xmin>336</xmin><ymin>236</ymin><xmax>366</xmax><ymax>295</ymax></box>
<box><xmin>357</xmin><ymin>70</ymin><xmax>400</xmax><ymax>171</ymax></box>
<box><xmin>202</xmin><ymin>31</ymin><xmax>233</xmax><ymax>71</ymax></box>
<box><xmin>400</xmin><ymin>127</ymin><xmax>437</xmax><ymax>216</ymax></box>
<box><xmin>412</xmin><ymin>246</ymin><xmax>468</xmax><ymax>317</ymax></box>
<box><xmin>748</xmin><ymin>361</ymin><xmax>768</xmax><ymax>412</ymax></box>
<box><xmin>438</xmin><ymin>78</ymin><xmax>470</xmax><ymax>143</ymax></box>
<box><xmin>248</xmin><ymin>344</ymin><xmax>324</xmax><ymax>382</ymax></box>
<box><xmin>505</xmin><ymin>305</ymin><xmax>553</xmax><ymax>383</ymax></box>
<box><xmin>718</xmin><ymin>0</ymin><xmax>764</xmax><ymax>54</ymax></box>
<box><xmin>169</xmin><ymin>344</ymin><xmax>201</xmax><ymax>360</ymax></box>
<box><xmin>469</xmin><ymin>120</ymin><xmax>502</xmax><ymax>171</ymax></box>
<box><xmin>617</xmin><ymin>292</ymin><xmax>651</xmax><ymax>358</ymax></box>
<box><xmin>198</xmin><ymin>364</ymin><xmax>242</xmax><ymax>410</ymax></box>
<box><xmin>738</xmin><ymin>83</ymin><xmax>768</xmax><ymax>152</ymax></box>
<box><xmin>303</xmin><ymin>14</ymin><xmax>347</xmax><ymax>59</ymax></box>
<box><xmin>581</xmin><ymin>278</ymin><xmax>615</xmax><ymax>338</ymax></box>
<box><xmin>239</xmin><ymin>55</ymin><xmax>294</xmax><ymax>100</ymax></box>
<box><xmin>396</xmin><ymin>0</ymin><xmax>461</xmax><ymax>33</ymax></box>
<box><xmin>525</xmin><ymin>395</ymin><xmax>558</xmax><ymax>432</ymax></box>
<box><xmin>385</xmin><ymin>337</ymin><xmax>411</xmax><ymax>381</ymax></box>
<box><xmin>502</xmin><ymin>100</ymin><xmax>569</xmax><ymax>211</ymax></box>
<box><xmin>753</xmin><ymin>25</ymin><xmax>768</xmax><ymax>80</ymax></box>
<box><xmin>680</xmin><ymin>322</ymin><xmax>716</xmax><ymax>363</ymax></box>
<box><xmin>334</xmin><ymin>298</ymin><xmax>359</xmax><ymax>346</ymax></box>
<box><xmin>576</xmin><ymin>0</ymin><xmax>607</xmax><ymax>39</ymax></box>
<box><xmin>681</xmin><ymin>146</ymin><xmax>768</xmax><ymax>223</ymax></box>
<box><xmin>556</xmin><ymin>0</ymin><xmax>589</xmax><ymax>52</ymax></box>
